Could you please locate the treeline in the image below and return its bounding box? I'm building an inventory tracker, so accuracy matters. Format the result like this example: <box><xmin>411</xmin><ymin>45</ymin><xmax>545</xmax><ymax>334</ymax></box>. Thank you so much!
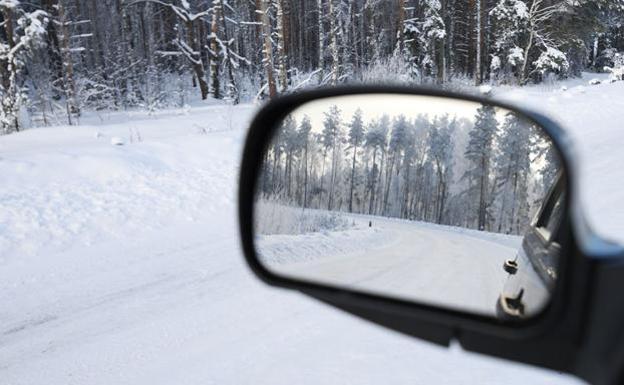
<box><xmin>258</xmin><ymin>105</ymin><xmax>559</xmax><ymax>235</ymax></box>
<box><xmin>1</xmin><ymin>0</ymin><xmax>624</xmax><ymax>133</ymax></box>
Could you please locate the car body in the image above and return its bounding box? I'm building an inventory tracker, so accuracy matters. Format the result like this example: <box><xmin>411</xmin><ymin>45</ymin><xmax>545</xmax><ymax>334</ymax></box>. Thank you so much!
<box><xmin>497</xmin><ymin>175</ymin><xmax>565</xmax><ymax>319</ymax></box>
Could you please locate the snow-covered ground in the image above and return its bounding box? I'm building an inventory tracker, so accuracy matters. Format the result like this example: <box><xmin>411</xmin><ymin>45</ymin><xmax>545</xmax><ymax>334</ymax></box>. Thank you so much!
<box><xmin>2</xmin><ymin>74</ymin><xmax>622</xmax><ymax>384</ymax></box>
<box><xmin>258</xmin><ymin>213</ymin><xmax>521</xmax><ymax>316</ymax></box>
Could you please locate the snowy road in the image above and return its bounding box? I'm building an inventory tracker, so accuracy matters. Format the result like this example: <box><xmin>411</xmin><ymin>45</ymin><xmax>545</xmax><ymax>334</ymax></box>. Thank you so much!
<box><xmin>265</xmin><ymin>216</ymin><xmax>520</xmax><ymax>316</ymax></box>
<box><xmin>4</xmin><ymin>73</ymin><xmax>622</xmax><ymax>384</ymax></box>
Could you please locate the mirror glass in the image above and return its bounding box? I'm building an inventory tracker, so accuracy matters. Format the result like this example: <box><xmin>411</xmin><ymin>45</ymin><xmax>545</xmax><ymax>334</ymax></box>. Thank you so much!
<box><xmin>253</xmin><ymin>94</ymin><xmax>564</xmax><ymax>320</ymax></box>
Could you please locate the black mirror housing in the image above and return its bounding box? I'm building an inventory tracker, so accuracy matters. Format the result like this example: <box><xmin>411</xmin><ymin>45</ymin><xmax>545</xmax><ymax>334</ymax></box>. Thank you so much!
<box><xmin>238</xmin><ymin>86</ymin><xmax>624</xmax><ymax>385</ymax></box>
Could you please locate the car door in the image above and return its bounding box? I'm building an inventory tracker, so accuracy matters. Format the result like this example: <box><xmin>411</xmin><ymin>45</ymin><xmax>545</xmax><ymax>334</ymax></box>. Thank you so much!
<box><xmin>497</xmin><ymin>176</ymin><xmax>565</xmax><ymax>319</ymax></box>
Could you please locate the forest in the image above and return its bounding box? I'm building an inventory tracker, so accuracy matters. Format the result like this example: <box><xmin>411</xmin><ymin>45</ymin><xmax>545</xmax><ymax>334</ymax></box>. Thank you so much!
<box><xmin>1</xmin><ymin>0</ymin><xmax>624</xmax><ymax>134</ymax></box>
<box><xmin>257</xmin><ymin>98</ymin><xmax>560</xmax><ymax>235</ymax></box>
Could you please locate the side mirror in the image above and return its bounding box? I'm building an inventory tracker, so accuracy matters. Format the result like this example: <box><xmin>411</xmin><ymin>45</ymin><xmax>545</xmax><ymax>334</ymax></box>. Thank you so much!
<box><xmin>238</xmin><ymin>86</ymin><xmax>624</xmax><ymax>385</ymax></box>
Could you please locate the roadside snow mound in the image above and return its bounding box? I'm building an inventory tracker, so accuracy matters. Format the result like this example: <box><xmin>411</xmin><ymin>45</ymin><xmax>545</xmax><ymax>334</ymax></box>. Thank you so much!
<box><xmin>256</xmin><ymin>225</ymin><xmax>394</xmax><ymax>265</ymax></box>
<box><xmin>255</xmin><ymin>201</ymin><xmax>353</xmax><ymax>235</ymax></box>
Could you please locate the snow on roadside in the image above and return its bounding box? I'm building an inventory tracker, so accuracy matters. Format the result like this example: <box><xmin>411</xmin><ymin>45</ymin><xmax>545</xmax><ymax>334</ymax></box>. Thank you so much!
<box><xmin>0</xmin><ymin>104</ymin><xmax>255</xmax><ymax>262</ymax></box>
<box><xmin>3</xmin><ymin>75</ymin><xmax>618</xmax><ymax>385</ymax></box>
<box><xmin>254</xmin><ymin>194</ymin><xmax>523</xmax><ymax>267</ymax></box>
<box><xmin>257</xmin><ymin>225</ymin><xmax>394</xmax><ymax>265</ymax></box>
<box><xmin>254</xmin><ymin>201</ymin><xmax>354</xmax><ymax>235</ymax></box>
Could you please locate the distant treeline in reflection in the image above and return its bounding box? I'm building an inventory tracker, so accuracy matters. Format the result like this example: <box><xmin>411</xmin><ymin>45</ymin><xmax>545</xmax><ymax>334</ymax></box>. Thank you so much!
<box><xmin>257</xmin><ymin>103</ymin><xmax>559</xmax><ymax>235</ymax></box>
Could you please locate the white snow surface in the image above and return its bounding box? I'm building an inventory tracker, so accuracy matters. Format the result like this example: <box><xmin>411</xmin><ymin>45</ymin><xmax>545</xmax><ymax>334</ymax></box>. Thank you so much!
<box><xmin>3</xmin><ymin>74</ymin><xmax>623</xmax><ymax>384</ymax></box>
<box><xmin>258</xmin><ymin>214</ymin><xmax>521</xmax><ymax>316</ymax></box>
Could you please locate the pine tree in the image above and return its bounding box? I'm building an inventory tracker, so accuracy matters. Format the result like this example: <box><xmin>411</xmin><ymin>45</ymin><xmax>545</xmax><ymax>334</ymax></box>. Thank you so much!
<box><xmin>365</xmin><ymin>118</ymin><xmax>388</xmax><ymax>215</ymax></box>
<box><xmin>347</xmin><ymin>108</ymin><xmax>364</xmax><ymax>212</ymax></box>
<box><xmin>321</xmin><ymin>104</ymin><xmax>342</xmax><ymax>209</ymax></box>
<box><xmin>0</xmin><ymin>2</ymin><xmax>47</xmax><ymax>133</ymax></box>
<box><xmin>429</xmin><ymin>114</ymin><xmax>456</xmax><ymax>223</ymax></box>
<box><xmin>489</xmin><ymin>0</ymin><xmax>529</xmax><ymax>83</ymax></box>
<box><xmin>281</xmin><ymin>114</ymin><xmax>298</xmax><ymax>197</ymax></box>
<box><xmin>129</xmin><ymin>0</ymin><xmax>211</xmax><ymax>100</ymax></box>
<box><xmin>383</xmin><ymin>114</ymin><xmax>409</xmax><ymax>215</ymax></box>
<box><xmin>493</xmin><ymin>112</ymin><xmax>532</xmax><ymax>234</ymax></box>
<box><xmin>463</xmin><ymin>104</ymin><xmax>497</xmax><ymax>230</ymax></box>
<box><xmin>298</xmin><ymin>115</ymin><xmax>312</xmax><ymax>207</ymax></box>
<box><xmin>2</xmin><ymin>0</ymin><xmax>623</xmax><ymax>136</ymax></box>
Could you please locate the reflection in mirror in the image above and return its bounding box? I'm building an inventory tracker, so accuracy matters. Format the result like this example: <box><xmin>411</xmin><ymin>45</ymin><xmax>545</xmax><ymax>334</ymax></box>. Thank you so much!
<box><xmin>253</xmin><ymin>94</ymin><xmax>563</xmax><ymax>319</ymax></box>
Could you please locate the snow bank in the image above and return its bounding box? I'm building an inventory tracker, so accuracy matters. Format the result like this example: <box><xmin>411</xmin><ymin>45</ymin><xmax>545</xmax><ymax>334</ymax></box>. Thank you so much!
<box><xmin>3</xmin><ymin>76</ymin><xmax>617</xmax><ymax>384</ymax></box>
<box><xmin>254</xmin><ymin>200</ymin><xmax>353</xmax><ymax>235</ymax></box>
<box><xmin>0</xmin><ymin>104</ymin><xmax>255</xmax><ymax>261</ymax></box>
<box><xmin>256</xmin><ymin>225</ymin><xmax>392</xmax><ymax>265</ymax></box>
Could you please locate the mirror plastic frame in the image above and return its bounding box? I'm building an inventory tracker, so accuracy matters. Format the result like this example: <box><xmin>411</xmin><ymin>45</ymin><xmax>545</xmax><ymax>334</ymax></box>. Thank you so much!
<box><xmin>239</xmin><ymin>86</ymin><xmax>624</xmax><ymax>385</ymax></box>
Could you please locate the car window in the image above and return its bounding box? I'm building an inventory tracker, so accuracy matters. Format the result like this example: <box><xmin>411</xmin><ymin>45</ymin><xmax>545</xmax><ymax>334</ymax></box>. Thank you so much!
<box><xmin>536</xmin><ymin>187</ymin><xmax>565</xmax><ymax>242</ymax></box>
<box><xmin>545</xmin><ymin>193</ymin><xmax>565</xmax><ymax>237</ymax></box>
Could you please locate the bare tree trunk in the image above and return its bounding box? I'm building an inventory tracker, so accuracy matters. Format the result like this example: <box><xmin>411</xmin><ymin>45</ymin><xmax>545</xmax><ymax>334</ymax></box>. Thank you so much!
<box><xmin>375</xmin><ymin>150</ymin><xmax>386</xmax><ymax>214</ymax></box>
<box><xmin>402</xmin><ymin>165</ymin><xmax>411</xmax><ymax>218</ymax></box>
<box><xmin>286</xmin><ymin>150</ymin><xmax>293</xmax><ymax>196</ymax></box>
<box><xmin>520</xmin><ymin>2</ymin><xmax>537</xmax><ymax>85</ymax></box>
<box><xmin>474</xmin><ymin>0</ymin><xmax>482</xmax><ymax>85</ymax></box>
<box><xmin>257</xmin><ymin>0</ymin><xmax>277</xmax><ymax>97</ymax></box>
<box><xmin>275</xmin><ymin>0</ymin><xmax>288</xmax><ymax>92</ymax></box>
<box><xmin>297</xmin><ymin>1</ymin><xmax>304</xmax><ymax>70</ymax></box>
<box><xmin>348</xmin><ymin>142</ymin><xmax>358</xmax><ymax>212</ymax></box>
<box><xmin>509</xmin><ymin>172</ymin><xmax>519</xmax><ymax>234</ymax></box>
<box><xmin>0</xmin><ymin>6</ymin><xmax>15</xmax><ymax>92</ymax></box>
<box><xmin>328</xmin><ymin>0</ymin><xmax>339</xmax><ymax>85</ymax></box>
<box><xmin>319</xmin><ymin>149</ymin><xmax>327</xmax><ymax>207</ymax></box>
<box><xmin>382</xmin><ymin>155</ymin><xmax>395</xmax><ymax>216</ymax></box>
<box><xmin>219</xmin><ymin>0</ymin><xmax>239</xmax><ymax>103</ymax></box>
<box><xmin>303</xmin><ymin>141</ymin><xmax>309</xmax><ymax>208</ymax></box>
<box><xmin>368</xmin><ymin>149</ymin><xmax>377</xmax><ymax>215</ymax></box>
<box><xmin>42</xmin><ymin>0</ymin><xmax>64</xmax><ymax>85</ymax></box>
<box><xmin>317</xmin><ymin>0</ymin><xmax>324</xmax><ymax>72</ymax></box>
<box><xmin>477</xmin><ymin>155</ymin><xmax>489</xmax><ymax>230</ymax></box>
<box><xmin>0</xmin><ymin>5</ymin><xmax>19</xmax><ymax>131</ymax></box>
<box><xmin>58</xmin><ymin>1</ymin><xmax>79</xmax><ymax>123</ymax></box>
<box><xmin>282</xmin><ymin>0</ymin><xmax>292</xmax><ymax>79</ymax></box>
<box><xmin>210</xmin><ymin>3</ymin><xmax>221</xmax><ymax>99</ymax></box>
<box><xmin>327</xmin><ymin>140</ymin><xmax>338</xmax><ymax>210</ymax></box>
<box><xmin>435</xmin><ymin>161</ymin><xmax>447</xmax><ymax>224</ymax></box>
<box><xmin>397</xmin><ymin>0</ymin><xmax>405</xmax><ymax>52</ymax></box>
<box><xmin>187</xmin><ymin>19</ymin><xmax>209</xmax><ymax>100</ymax></box>
<box><xmin>362</xmin><ymin>3</ymin><xmax>370</xmax><ymax>66</ymax></box>
<box><xmin>466</xmin><ymin>0</ymin><xmax>476</xmax><ymax>77</ymax></box>
<box><xmin>497</xmin><ymin>164</ymin><xmax>512</xmax><ymax>233</ymax></box>
<box><xmin>88</xmin><ymin>0</ymin><xmax>105</xmax><ymax>69</ymax></box>
<box><xmin>438</xmin><ymin>0</ymin><xmax>447</xmax><ymax>84</ymax></box>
